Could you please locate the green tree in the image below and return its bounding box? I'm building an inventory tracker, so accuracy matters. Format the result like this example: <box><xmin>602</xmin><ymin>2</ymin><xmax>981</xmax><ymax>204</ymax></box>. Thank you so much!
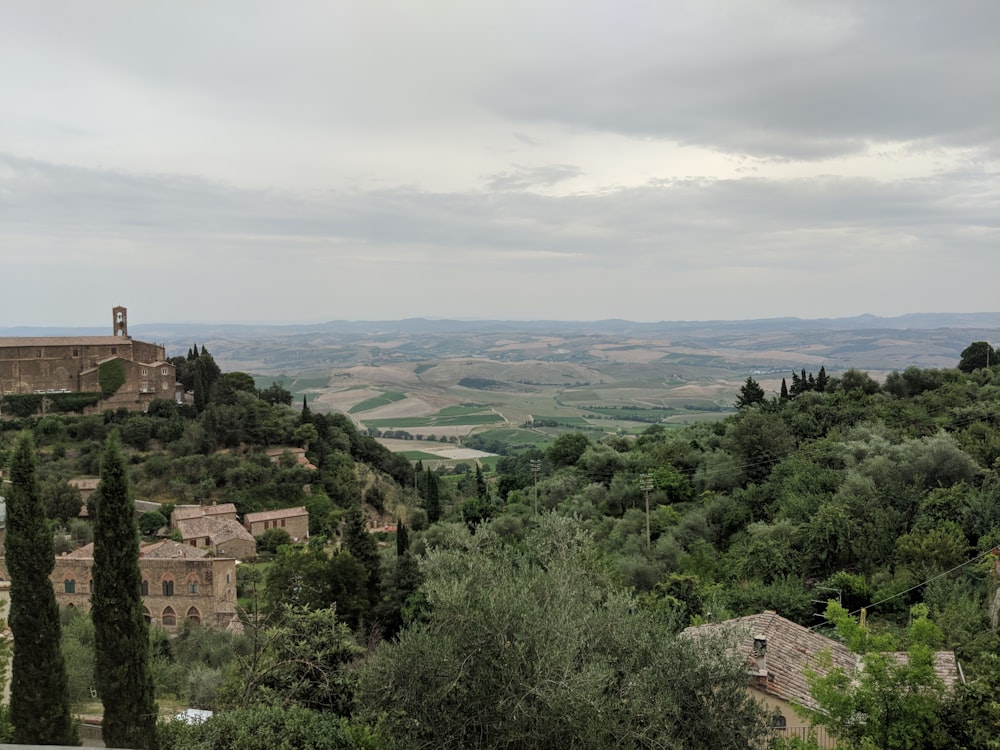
<box><xmin>424</xmin><ymin>468</ymin><xmax>441</xmax><ymax>523</ymax></box>
<box><xmin>223</xmin><ymin>605</ymin><xmax>363</xmax><ymax>714</ymax></box>
<box><xmin>40</xmin><ymin>476</ymin><xmax>84</xmax><ymax>524</ymax></box>
<box><xmin>801</xmin><ymin>603</ymin><xmax>952</xmax><ymax>749</ymax></box>
<box><xmin>139</xmin><ymin>510</ymin><xmax>168</xmax><ymax>537</ymax></box>
<box><xmin>256</xmin><ymin>527</ymin><xmax>292</xmax><ymax>555</ymax></box>
<box><xmin>735</xmin><ymin>376</ymin><xmax>766</xmax><ymax>409</ymax></box>
<box><xmin>6</xmin><ymin>432</ymin><xmax>76</xmax><ymax>745</ymax></box>
<box><xmin>545</xmin><ymin>432</ymin><xmax>590</xmax><ymax>468</ymax></box>
<box><xmin>156</xmin><ymin>704</ymin><xmax>384</xmax><ymax>750</ymax></box>
<box><xmin>958</xmin><ymin>340</ymin><xmax>998</xmax><ymax>373</ymax></box>
<box><xmin>92</xmin><ymin>431</ymin><xmax>158</xmax><ymax>750</ymax></box>
<box><xmin>342</xmin><ymin>506</ymin><xmax>381</xmax><ymax>607</ymax></box>
<box><xmin>258</xmin><ymin>381</ymin><xmax>293</xmax><ymax>406</ymax></box>
<box><xmin>356</xmin><ymin>516</ymin><xmax>771</xmax><ymax>749</ymax></box>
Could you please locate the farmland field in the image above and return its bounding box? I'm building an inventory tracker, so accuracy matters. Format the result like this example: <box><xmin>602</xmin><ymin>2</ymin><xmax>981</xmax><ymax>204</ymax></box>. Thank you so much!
<box><xmin>184</xmin><ymin>315</ymin><xmax>997</xmax><ymax>456</ymax></box>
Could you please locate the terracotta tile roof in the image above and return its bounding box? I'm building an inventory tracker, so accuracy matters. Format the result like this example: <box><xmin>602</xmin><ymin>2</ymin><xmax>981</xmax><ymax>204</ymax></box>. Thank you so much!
<box><xmin>140</xmin><ymin>540</ymin><xmax>208</xmax><ymax>559</ymax></box>
<box><xmin>177</xmin><ymin>517</ymin><xmax>254</xmax><ymax>545</ymax></box>
<box><xmin>172</xmin><ymin>504</ymin><xmax>238</xmax><ymax>523</ymax></box>
<box><xmin>244</xmin><ymin>506</ymin><xmax>308</xmax><ymax>524</ymax></box>
<box><xmin>683</xmin><ymin>612</ymin><xmax>960</xmax><ymax>709</ymax></box>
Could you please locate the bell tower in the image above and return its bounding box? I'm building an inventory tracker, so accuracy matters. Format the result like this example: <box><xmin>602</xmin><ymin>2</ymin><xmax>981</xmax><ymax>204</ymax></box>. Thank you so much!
<box><xmin>112</xmin><ymin>306</ymin><xmax>128</xmax><ymax>337</ymax></box>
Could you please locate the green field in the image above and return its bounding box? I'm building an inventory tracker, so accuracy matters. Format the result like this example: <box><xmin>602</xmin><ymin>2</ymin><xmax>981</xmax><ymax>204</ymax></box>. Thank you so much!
<box><xmin>398</xmin><ymin>451</ymin><xmax>444</xmax><ymax>460</ymax></box>
<box><xmin>363</xmin><ymin>412</ymin><xmax>504</xmax><ymax>428</ymax></box>
<box><xmin>348</xmin><ymin>391</ymin><xmax>407</xmax><ymax>414</ymax></box>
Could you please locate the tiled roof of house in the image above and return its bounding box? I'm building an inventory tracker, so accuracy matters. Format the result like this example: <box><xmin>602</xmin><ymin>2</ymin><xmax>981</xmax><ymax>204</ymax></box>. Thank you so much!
<box><xmin>244</xmin><ymin>506</ymin><xmax>308</xmax><ymax>523</ymax></box>
<box><xmin>172</xmin><ymin>504</ymin><xmax>238</xmax><ymax>523</ymax></box>
<box><xmin>177</xmin><ymin>517</ymin><xmax>254</xmax><ymax>545</ymax></box>
<box><xmin>685</xmin><ymin>611</ymin><xmax>857</xmax><ymax>709</ymax></box>
<box><xmin>683</xmin><ymin>611</ymin><xmax>960</xmax><ymax>709</ymax></box>
<box><xmin>140</xmin><ymin>540</ymin><xmax>208</xmax><ymax>559</ymax></box>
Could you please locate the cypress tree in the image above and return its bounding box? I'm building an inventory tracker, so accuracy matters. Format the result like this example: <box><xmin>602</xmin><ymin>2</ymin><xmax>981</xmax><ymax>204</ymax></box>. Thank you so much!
<box><xmin>395</xmin><ymin>518</ymin><xmax>409</xmax><ymax>557</ymax></box>
<box><xmin>7</xmin><ymin>432</ymin><xmax>76</xmax><ymax>745</ymax></box>
<box><xmin>92</xmin><ymin>431</ymin><xmax>158</xmax><ymax>750</ymax></box>
<box><xmin>475</xmin><ymin>465</ymin><xmax>488</xmax><ymax>499</ymax></box>
<box><xmin>424</xmin><ymin>468</ymin><xmax>441</xmax><ymax>523</ymax></box>
<box><xmin>343</xmin><ymin>506</ymin><xmax>381</xmax><ymax>607</ymax></box>
<box><xmin>780</xmin><ymin>378</ymin><xmax>789</xmax><ymax>400</ymax></box>
<box><xmin>816</xmin><ymin>365</ymin><xmax>829</xmax><ymax>393</ymax></box>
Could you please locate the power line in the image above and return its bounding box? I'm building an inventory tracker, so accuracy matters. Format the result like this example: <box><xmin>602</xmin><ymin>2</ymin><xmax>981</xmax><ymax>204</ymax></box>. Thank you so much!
<box><xmin>809</xmin><ymin>547</ymin><xmax>997</xmax><ymax>630</ymax></box>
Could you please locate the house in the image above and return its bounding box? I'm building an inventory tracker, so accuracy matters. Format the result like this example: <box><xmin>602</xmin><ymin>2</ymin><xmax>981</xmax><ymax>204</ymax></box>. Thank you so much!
<box><xmin>171</xmin><ymin>503</ymin><xmax>239</xmax><ymax>530</ymax></box>
<box><xmin>0</xmin><ymin>306</ymin><xmax>178</xmax><ymax>413</ymax></box>
<box><xmin>0</xmin><ymin>540</ymin><xmax>240</xmax><ymax>631</ymax></box>
<box><xmin>174</xmin><ymin>516</ymin><xmax>257</xmax><ymax>560</ymax></box>
<box><xmin>683</xmin><ymin>611</ymin><xmax>960</xmax><ymax>746</ymax></box>
<box><xmin>244</xmin><ymin>506</ymin><xmax>309</xmax><ymax>542</ymax></box>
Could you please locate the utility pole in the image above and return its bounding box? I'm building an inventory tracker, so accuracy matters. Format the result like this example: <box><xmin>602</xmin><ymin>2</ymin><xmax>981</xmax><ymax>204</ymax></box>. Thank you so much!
<box><xmin>639</xmin><ymin>472</ymin><xmax>654</xmax><ymax>549</ymax></box>
<box><xmin>530</xmin><ymin>459</ymin><xmax>541</xmax><ymax>515</ymax></box>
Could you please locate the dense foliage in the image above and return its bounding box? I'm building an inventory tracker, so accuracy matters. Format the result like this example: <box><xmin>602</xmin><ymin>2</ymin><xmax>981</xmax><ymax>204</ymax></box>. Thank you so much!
<box><xmin>2</xmin><ymin>345</ymin><xmax>998</xmax><ymax>747</ymax></box>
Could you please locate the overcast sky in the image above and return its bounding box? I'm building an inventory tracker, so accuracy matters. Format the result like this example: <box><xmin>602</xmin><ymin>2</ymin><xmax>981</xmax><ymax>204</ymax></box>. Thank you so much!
<box><xmin>2</xmin><ymin>0</ymin><xmax>997</xmax><ymax>326</ymax></box>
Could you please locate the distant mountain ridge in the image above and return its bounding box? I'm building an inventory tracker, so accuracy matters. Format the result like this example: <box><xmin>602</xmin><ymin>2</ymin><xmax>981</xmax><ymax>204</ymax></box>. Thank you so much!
<box><xmin>4</xmin><ymin>312</ymin><xmax>999</xmax><ymax>340</ymax></box>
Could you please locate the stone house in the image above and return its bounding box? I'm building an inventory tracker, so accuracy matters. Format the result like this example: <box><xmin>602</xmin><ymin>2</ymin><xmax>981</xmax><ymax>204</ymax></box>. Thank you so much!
<box><xmin>171</xmin><ymin>503</ymin><xmax>239</xmax><ymax>530</ymax></box>
<box><xmin>244</xmin><ymin>506</ymin><xmax>309</xmax><ymax>542</ymax></box>
<box><xmin>174</xmin><ymin>516</ymin><xmax>257</xmax><ymax>560</ymax></box>
<box><xmin>683</xmin><ymin>611</ymin><xmax>961</xmax><ymax>746</ymax></box>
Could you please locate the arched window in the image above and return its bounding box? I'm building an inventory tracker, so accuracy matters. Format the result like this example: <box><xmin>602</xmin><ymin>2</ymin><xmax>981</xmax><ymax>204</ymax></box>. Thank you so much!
<box><xmin>162</xmin><ymin>606</ymin><xmax>177</xmax><ymax>627</ymax></box>
<box><xmin>143</xmin><ymin>606</ymin><xmax>151</xmax><ymax>625</ymax></box>
<box><xmin>64</xmin><ymin>579</ymin><xmax>76</xmax><ymax>594</ymax></box>
<box><xmin>186</xmin><ymin>574</ymin><xmax>200</xmax><ymax>595</ymax></box>
<box><xmin>141</xmin><ymin>580</ymin><xmax>149</xmax><ymax>596</ymax></box>
<box><xmin>773</xmin><ymin>713</ymin><xmax>787</xmax><ymax>730</ymax></box>
<box><xmin>186</xmin><ymin>607</ymin><xmax>201</xmax><ymax>624</ymax></box>
<box><xmin>162</xmin><ymin>578</ymin><xmax>174</xmax><ymax>596</ymax></box>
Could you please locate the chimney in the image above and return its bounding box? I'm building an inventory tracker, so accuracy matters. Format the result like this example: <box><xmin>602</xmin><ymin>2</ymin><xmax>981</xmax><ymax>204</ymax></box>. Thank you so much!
<box><xmin>752</xmin><ymin>635</ymin><xmax>767</xmax><ymax>676</ymax></box>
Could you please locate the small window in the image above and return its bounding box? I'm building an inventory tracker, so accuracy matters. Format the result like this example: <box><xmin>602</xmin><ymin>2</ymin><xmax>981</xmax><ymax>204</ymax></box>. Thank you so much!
<box><xmin>36</xmin><ymin>349</ymin><xmax>42</xmax><ymax>358</ymax></box>
<box><xmin>186</xmin><ymin>607</ymin><xmax>201</xmax><ymax>623</ymax></box>
<box><xmin>162</xmin><ymin>607</ymin><xmax>177</xmax><ymax>627</ymax></box>
<box><xmin>141</xmin><ymin>368</ymin><xmax>148</xmax><ymax>376</ymax></box>
<box><xmin>64</xmin><ymin>579</ymin><xmax>76</xmax><ymax>594</ymax></box>
<box><xmin>162</xmin><ymin>579</ymin><xmax>174</xmax><ymax>596</ymax></box>
<box><xmin>773</xmin><ymin>714</ymin><xmax>787</xmax><ymax>730</ymax></box>
<box><xmin>73</xmin><ymin>348</ymin><xmax>79</xmax><ymax>357</ymax></box>
<box><xmin>280</xmin><ymin>519</ymin><xmax>286</xmax><ymax>527</ymax></box>
<box><xmin>141</xmin><ymin>580</ymin><xmax>149</xmax><ymax>596</ymax></box>
<box><xmin>161</xmin><ymin>368</ymin><xmax>168</xmax><ymax>376</ymax></box>
<box><xmin>189</xmin><ymin>581</ymin><xmax>198</xmax><ymax>594</ymax></box>
<box><xmin>110</xmin><ymin>347</ymin><xmax>117</xmax><ymax>355</ymax></box>
<box><xmin>226</xmin><ymin>572</ymin><xmax>231</xmax><ymax>585</ymax></box>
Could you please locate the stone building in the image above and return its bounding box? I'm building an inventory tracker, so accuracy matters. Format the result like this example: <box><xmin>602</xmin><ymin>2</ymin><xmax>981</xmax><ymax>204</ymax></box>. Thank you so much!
<box><xmin>0</xmin><ymin>306</ymin><xmax>178</xmax><ymax>412</ymax></box>
<box><xmin>171</xmin><ymin>503</ymin><xmax>239</xmax><ymax>530</ymax></box>
<box><xmin>175</xmin><ymin>516</ymin><xmax>257</xmax><ymax>560</ymax></box>
<box><xmin>244</xmin><ymin>506</ymin><xmax>309</xmax><ymax>542</ymax></box>
<box><xmin>0</xmin><ymin>540</ymin><xmax>240</xmax><ymax>631</ymax></box>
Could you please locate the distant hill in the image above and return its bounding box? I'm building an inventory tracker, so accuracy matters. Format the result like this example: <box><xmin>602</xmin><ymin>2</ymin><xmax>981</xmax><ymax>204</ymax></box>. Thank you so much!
<box><xmin>3</xmin><ymin>313</ymin><xmax>997</xmax><ymax>375</ymax></box>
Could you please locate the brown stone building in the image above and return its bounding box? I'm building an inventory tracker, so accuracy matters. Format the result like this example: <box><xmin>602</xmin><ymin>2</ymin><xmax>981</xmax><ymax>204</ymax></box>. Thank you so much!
<box><xmin>0</xmin><ymin>540</ymin><xmax>240</xmax><ymax>631</ymax></box>
<box><xmin>171</xmin><ymin>503</ymin><xmax>239</xmax><ymax>530</ymax></box>
<box><xmin>0</xmin><ymin>306</ymin><xmax>178</xmax><ymax>412</ymax></box>
<box><xmin>244</xmin><ymin>506</ymin><xmax>309</xmax><ymax>542</ymax></box>
<box><xmin>175</xmin><ymin>516</ymin><xmax>257</xmax><ymax>560</ymax></box>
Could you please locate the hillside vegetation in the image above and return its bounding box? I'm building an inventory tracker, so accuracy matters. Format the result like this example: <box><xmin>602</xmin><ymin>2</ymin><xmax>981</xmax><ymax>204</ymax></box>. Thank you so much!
<box><xmin>1</xmin><ymin>341</ymin><xmax>999</xmax><ymax>748</ymax></box>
